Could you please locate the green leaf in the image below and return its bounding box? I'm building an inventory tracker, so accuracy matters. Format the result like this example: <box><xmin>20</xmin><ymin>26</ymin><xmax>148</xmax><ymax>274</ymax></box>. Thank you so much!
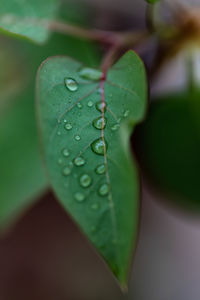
<box><xmin>0</xmin><ymin>89</ymin><xmax>47</xmax><ymax>230</ymax></box>
<box><xmin>146</xmin><ymin>0</ymin><xmax>160</xmax><ymax>3</ymax></box>
<box><xmin>36</xmin><ymin>50</ymin><xmax>147</xmax><ymax>286</ymax></box>
<box><xmin>0</xmin><ymin>28</ymin><xmax>99</xmax><ymax>230</ymax></box>
<box><xmin>0</xmin><ymin>0</ymin><xmax>59</xmax><ymax>43</ymax></box>
<box><xmin>136</xmin><ymin>92</ymin><xmax>200</xmax><ymax>212</ymax></box>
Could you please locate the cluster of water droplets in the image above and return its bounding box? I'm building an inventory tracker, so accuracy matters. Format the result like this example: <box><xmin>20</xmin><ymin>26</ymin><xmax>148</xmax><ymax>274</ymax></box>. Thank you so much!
<box><xmin>59</xmin><ymin>68</ymin><xmax>130</xmax><ymax>217</ymax></box>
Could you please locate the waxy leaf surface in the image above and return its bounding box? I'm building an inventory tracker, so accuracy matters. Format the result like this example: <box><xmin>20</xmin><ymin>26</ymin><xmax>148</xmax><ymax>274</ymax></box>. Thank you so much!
<box><xmin>37</xmin><ymin>51</ymin><xmax>147</xmax><ymax>286</ymax></box>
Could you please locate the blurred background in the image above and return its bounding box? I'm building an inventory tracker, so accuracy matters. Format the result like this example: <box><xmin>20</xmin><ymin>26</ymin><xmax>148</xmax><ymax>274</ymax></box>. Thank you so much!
<box><xmin>1</xmin><ymin>0</ymin><xmax>200</xmax><ymax>299</ymax></box>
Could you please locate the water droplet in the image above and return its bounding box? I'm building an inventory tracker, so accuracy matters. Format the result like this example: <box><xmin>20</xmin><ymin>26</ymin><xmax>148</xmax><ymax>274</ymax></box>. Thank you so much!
<box><xmin>64</xmin><ymin>119</ymin><xmax>67</xmax><ymax>123</ymax></box>
<box><xmin>57</xmin><ymin>158</ymin><xmax>63</xmax><ymax>165</ymax></box>
<box><xmin>91</xmin><ymin>138</ymin><xmax>107</xmax><ymax>155</ymax></box>
<box><xmin>62</xmin><ymin>148</ymin><xmax>70</xmax><ymax>157</ymax></box>
<box><xmin>64</xmin><ymin>78</ymin><xmax>78</xmax><ymax>92</ymax></box>
<box><xmin>64</xmin><ymin>123</ymin><xmax>72</xmax><ymax>130</ymax></box>
<box><xmin>93</xmin><ymin>116</ymin><xmax>107</xmax><ymax>130</ymax></box>
<box><xmin>87</xmin><ymin>101</ymin><xmax>93</xmax><ymax>107</ymax></box>
<box><xmin>95</xmin><ymin>164</ymin><xmax>106</xmax><ymax>175</ymax></box>
<box><xmin>111</xmin><ymin>123</ymin><xmax>120</xmax><ymax>131</ymax></box>
<box><xmin>79</xmin><ymin>67</ymin><xmax>103</xmax><ymax>81</ymax></box>
<box><xmin>96</xmin><ymin>101</ymin><xmax>107</xmax><ymax>112</ymax></box>
<box><xmin>91</xmin><ymin>203</ymin><xmax>99</xmax><ymax>210</ymax></box>
<box><xmin>77</xmin><ymin>102</ymin><xmax>82</xmax><ymax>109</ymax></box>
<box><xmin>57</xmin><ymin>131</ymin><xmax>61</xmax><ymax>136</ymax></box>
<box><xmin>124</xmin><ymin>110</ymin><xmax>130</xmax><ymax>117</ymax></box>
<box><xmin>62</xmin><ymin>167</ymin><xmax>71</xmax><ymax>176</ymax></box>
<box><xmin>74</xmin><ymin>192</ymin><xmax>85</xmax><ymax>202</ymax></box>
<box><xmin>75</xmin><ymin>135</ymin><xmax>81</xmax><ymax>141</ymax></box>
<box><xmin>74</xmin><ymin>156</ymin><xmax>85</xmax><ymax>166</ymax></box>
<box><xmin>79</xmin><ymin>174</ymin><xmax>92</xmax><ymax>188</ymax></box>
<box><xmin>99</xmin><ymin>183</ymin><xmax>110</xmax><ymax>196</ymax></box>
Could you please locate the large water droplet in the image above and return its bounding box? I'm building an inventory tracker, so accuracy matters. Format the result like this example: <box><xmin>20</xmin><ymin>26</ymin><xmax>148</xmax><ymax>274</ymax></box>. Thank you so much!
<box><xmin>93</xmin><ymin>116</ymin><xmax>107</xmax><ymax>130</ymax></box>
<box><xmin>99</xmin><ymin>183</ymin><xmax>109</xmax><ymax>196</ymax></box>
<box><xmin>79</xmin><ymin>174</ymin><xmax>92</xmax><ymax>188</ymax></box>
<box><xmin>64</xmin><ymin>123</ymin><xmax>72</xmax><ymax>130</ymax></box>
<box><xmin>96</xmin><ymin>101</ymin><xmax>107</xmax><ymax>112</ymax></box>
<box><xmin>74</xmin><ymin>192</ymin><xmax>85</xmax><ymax>202</ymax></box>
<box><xmin>91</xmin><ymin>138</ymin><xmax>107</xmax><ymax>155</ymax></box>
<box><xmin>62</xmin><ymin>167</ymin><xmax>71</xmax><ymax>176</ymax></box>
<box><xmin>79</xmin><ymin>67</ymin><xmax>103</xmax><ymax>81</ymax></box>
<box><xmin>95</xmin><ymin>164</ymin><xmax>106</xmax><ymax>175</ymax></box>
<box><xmin>74</xmin><ymin>156</ymin><xmax>85</xmax><ymax>166</ymax></box>
<box><xmin>75</xmin><ymin>135</ymin><xmax>81</xmax><ymax>141</ymax></box>
<box><xmin>62</xmin><ymin>148</ymin><xmax>70</xmax><ymax>157</ymax></box>
<box><xmin>64</xmin><ymin>78</ymin><xmax>78</xmax><ymax>92</ymax></box>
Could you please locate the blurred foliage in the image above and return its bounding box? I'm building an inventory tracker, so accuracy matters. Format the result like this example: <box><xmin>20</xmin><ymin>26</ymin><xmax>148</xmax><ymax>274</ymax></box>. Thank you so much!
<box><xmin>136</xmin><ymin>89</ymin><xmax>200</xmax><ymax>211</ymax></box>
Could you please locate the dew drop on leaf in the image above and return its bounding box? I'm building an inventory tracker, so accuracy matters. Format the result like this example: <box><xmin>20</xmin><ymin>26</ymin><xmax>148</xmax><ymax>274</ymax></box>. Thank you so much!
<box><xmin>79</xmin><ymin>67</ymin><xmax>103</xmax><ymax>81</ymax></box>
<box><xmin>91</xmin><ymin>138</ymin><xmax>107</xmax><ymax>155</ymax></box>
<box><xmin>62</xmin><ymin>167</ymin><xmax>71</xmax><ymax>176</ymax></box>
<box><xmin>91</xmin><ymin>203</ymin><xmax>99</xmax><ymax>210</ymax></box>
<box><xmin>87</xmin><ymin>101</ymin><xmax>93</xmax><ymax>107</ymax></box>
<box><xmin>64</xmin><ymin>123</ymin><xmax>72</xmax><ymax>130</ymax></box>
<box><xmin>96</xmin><ymin>101</ymin><xmax>107</xmax><ymax>112</ymax></box>
<box><xmin>62</xmin><ymin>148</ymin><xmax>70</xmax><ymax>157</ymax></box>
<box><xmin>99</xmin><ymin>183</ymin><xmax>110</xmax><ymax>196</ymax></box>
<box><xmin>95</xmin><ymin>164</ymin><xmax>106</xmax><ymax>175</ymax></box>
<box><xmin>75</xmin><ymin>135</ymin><xmax>81</xmax><ymax>141</ymax></box>
<box><xmin>93</xmin><ymin>116</ymin><xmax>107</xmax><ymax>130</ymax></box>
<box><xmin>64</xmin><ymin>78</ymin><xmax>78</xmax><ymax>92</ymax></box>
<box><xmin>57</xmin><ymin>158</ymin><xmax>63</xmax><ymax>165</ymax></box>
<box><xmin>77</xmin><ymin>102</ymin><xmax>82</xmax><ymax>109</ymax></box>
<box><xmin>79</xmin><ymin>174</ymin><xmax>92</xmax><ymax>188</ymax></box>
<box><xmin>111</xmin><ymin>124</ymin><xmax>120</xmax><ymax>131</ymax></box>
<box><xmin>74</xmin><ymin>192</ymin><xmax>85</xmax><ymax>202</ymax></box>
<box><xmin>123</xmin><ymin>110</ymin><xmax>130</xmax><ymax>117</ymax></box>
<box><xmin>74</xmin><ymin>156</ymin><xmax>85</xmax><ymax>166</ymax></box>
<box><xmin>57</xmin><ymin>131</ymin><xmax>61</xmax><ymax>136</ymax></box>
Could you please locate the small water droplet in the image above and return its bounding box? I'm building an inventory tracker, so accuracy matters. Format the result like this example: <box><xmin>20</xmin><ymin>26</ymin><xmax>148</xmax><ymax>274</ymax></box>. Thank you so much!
<box><xmin>91</xmin><ymin>138</ymin><xmax>107</xmax><ymax>156</ymax></box>
<box><xmin>93</xmin><ymin>116</ymin><xmax>107</xmax><ymax>130</ymax></box>
<box><xmin>95</xmin><ymin>164</ymin><xmax>106</xmax><ymax>175</ymax></box>
<box><xmin>74</xmin><ymin>156</ymin><xmax>85</xmax><ymax>166</ymax></box>
<box><xmin>64</xmin><ymin>123</ymin><xmax>72</xmax><ymax>130</ymax></box>
<box><xmin>87</xmin><ymin>101</ymin><xmax>93</xmax><ymax>107</ymax></box>
<box><xmin>62</xmin><ymin>148</ymin><xmax>70</xmax><ymax>157</ymax></box>
<box><xmin>64</xmin><ymin>119</ymin><xmax>67</xmax><ymax>123</ymax></box>
<box><xmin>124</xmin><ymin>110</ymin><xmax>130</xmax><ymax>117</ymax></box>
<box><xmin>74</xmin><ymin>192</ymin><xmax>85</xmax><ymax>202</ymax></box>
<box><xmin>99</xmin><ymin>183</ymin><xmax>110</xmax><ymax>196</ymax></box>
<box><xmin>79</xmin><ymin>174</ymin><xmax>92</xmax><ymax>188</ymax></box>
<box><xmin>96</xmin><ymin>101</ymin><xmax>107</xmax><ymax>112</ymax></box>
<box><xmin>75</xmin><ymin>135</ymin><xmax>81</xmax><ymax>141</ymax></box>
<box><xmin>111</xmin><ymin>123</ymin><xmax>120</xmax><ymax>131</ymax></box>
<box><xmin>64</xmin><ymin>78</ymin><xmax>78</xmax><ymax>92</ymax></box>
<box><xmin>77</xmin><ymin>102</ymin><xmax>82</xmax><ymax>109</ymax></box>
<box><xmin>57</xmin><ymin>158</ymin><xmax>63</xmax><ymax>165</ymax></box>
<box><xmin>91</xmin><ymin>203</ymin><xmax>99</xmax><ymax>210</ymax></box>
<box><xmin>79</xmin><ymin>67</ymin><xmax>103</xmax><ymax>81</ymax></box>
<box><xmin>57</xmin><ymin>131</ymin><xmax>61</xmax><ymax>136</ymax></box>
<box><xmin>62</xmin><ymin>167</ymin><xmax>71</xmax><ymax>176</ymax></box>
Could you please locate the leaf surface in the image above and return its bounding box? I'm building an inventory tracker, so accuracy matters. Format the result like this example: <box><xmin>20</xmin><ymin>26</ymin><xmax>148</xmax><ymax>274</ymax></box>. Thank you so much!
<box><xmin>0</xmin><ymin>0</ymin><xmax>59</xmax><ymax>43</ymax></box>
<box><xmin>37</xmin><ymin>50</ymin><xmax>147</xmax><ymax>286</ymax></box>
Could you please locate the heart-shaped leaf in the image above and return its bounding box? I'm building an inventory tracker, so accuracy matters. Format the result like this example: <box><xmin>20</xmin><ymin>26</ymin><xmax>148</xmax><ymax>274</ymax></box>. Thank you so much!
<box><xmin>36</xmin><ymin>50</ymin><xmax>147</xmax><ymax>286</ymax></box>
<box><xmin>0</xmin><ymin>0</ymin><xmax>59</xmax><ymax>43</ymax></box>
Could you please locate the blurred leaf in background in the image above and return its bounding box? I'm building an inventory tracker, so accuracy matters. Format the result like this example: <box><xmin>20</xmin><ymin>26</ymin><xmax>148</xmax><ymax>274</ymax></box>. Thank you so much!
<box><xmin>0</xmin><ymin>2</ymin><xmax>99</xmax><ymax>231</ymax></box>
<box><xmin>136</xmin><ymin>90</ymin><xmax>200</xmax><ymax>212</ymax></box>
